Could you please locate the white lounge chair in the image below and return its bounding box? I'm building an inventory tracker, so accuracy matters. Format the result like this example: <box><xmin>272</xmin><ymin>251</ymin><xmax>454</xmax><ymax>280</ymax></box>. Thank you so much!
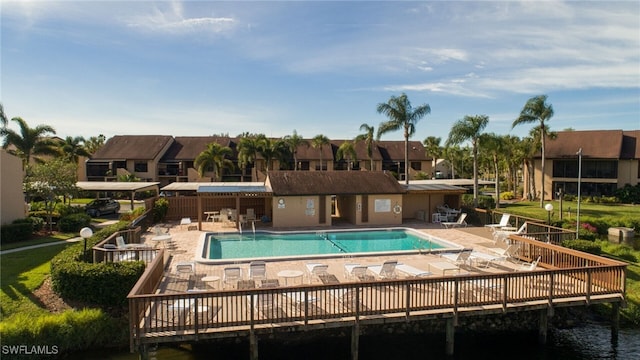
<box><xmin>396</xmin><ymin>264</ymin><xmax>432</xmax><ymax>277</ymax></box>
<box><xmin>517</xmin><ymin>256</ymin><xmax>541</xmax><ymax>271</ymax></box>
<box><xmin>344</xmin><ymin>264</ymin><xmax>372</xmax><ymax>281</ymax></box>
<box><xmin>470</xmin><ymin>251</ymin><xmax>506</xmax><ymax>268</ymax></box>
<box><xmin>223</xmin><ymin>267</ymin><xmax>242</xmax><ymax>289</ymax></box>
<box><xmin>441</xmin><ymin>213</ymin><xmax>468</xmax><ymax>229</ymax></box>
<box><xmin>368</xmin><ymin>260</ymin><xmax>398</xmax><ymax>279</ymax></box>
<box><xmin>306</xmin><ymin>263</ymin><xmax>329</xmax><ymax>283</ymax></box>
<box><xmin>493</xmin><ymin>222</ymin><xmax>527</xmax><ymax>243</ymax></box>
<box><xmin>485</xmin><ymin>214</ymin><xmax>511</xmax><ymax>232</ymax></box>
<box><xmin>249</xmin><ymin>261</ymin><xmax>267</xmax><ymax>281</ymax></box>
<box><xmin>441</xmin><ymin>249</ymin><xmax>472</xmax><ymax>266</ymax></box>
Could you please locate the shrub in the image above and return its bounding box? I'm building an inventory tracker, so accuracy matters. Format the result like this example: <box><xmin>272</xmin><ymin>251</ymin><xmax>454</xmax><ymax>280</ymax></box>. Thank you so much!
<box><xmin>58</xmin><ymin>213</ymin><xmax>92</xmax><ymax>233</ymax></box>
<box><xmin>614</xmin><ymin>184</ymin><xmax>640</xmax><ymax>204</ymax></box>
<box><xmin>462</xmin><ymin>194</ymin><xmax>495</xmax><ymax>209</ymax></box>
<box><xmin>562</xmin><ymin>239</ymin><xmax>602</xmax><ymax>255</ymax></box>
<box><xmin>500</xmin><ymin>191</ymin><xmax>515</xmax><ymax>200</ymax></box>
<box><xmin>50</xmin><ymin>221</ymin><xmax>146</xmax><ymax>306</ymax></box>
<box><xmin>153</xmin><ymin>197</ymin><xmax>169</xmax><ymax>222</ymax></box>
<box><xmin>0</xmin><ymin>308</ymin><xmax>127</xmax><ymax>358</ymax></box>
<box><xmin>0</xmin><ymin>222</ymin><xmax>33</xmax><ymax>243</ymax></box>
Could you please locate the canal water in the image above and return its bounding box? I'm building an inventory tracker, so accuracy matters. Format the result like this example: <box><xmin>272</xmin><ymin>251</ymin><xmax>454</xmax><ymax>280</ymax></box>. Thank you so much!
<box><xmin>70</xmin><ymin>320</ymin><xmax>639</xmax><ymax>359</ymax></box>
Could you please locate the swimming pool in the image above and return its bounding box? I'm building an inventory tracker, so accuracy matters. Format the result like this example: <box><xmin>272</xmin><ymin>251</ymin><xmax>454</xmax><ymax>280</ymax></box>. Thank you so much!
<box><xmin>196</xmin><ymin>228</ymin><xmax>460</xmax><ymax>263</ymax></box>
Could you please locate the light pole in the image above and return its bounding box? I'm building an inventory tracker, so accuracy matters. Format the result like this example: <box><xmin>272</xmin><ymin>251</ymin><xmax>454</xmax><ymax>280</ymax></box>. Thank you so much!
<box><xmin>544</xmin><ymin>203</ymin><xmax>554</xmax><ymax>225</ymax></box>
<box><xmin>576</xmin><ymin>148</ymin><xmax>582</xmax><ymax>239</ymax></box>
<box><xmin>80</xmin><ymin>227</ymin><xmax>93</xmax><ymax>262</ymax></box>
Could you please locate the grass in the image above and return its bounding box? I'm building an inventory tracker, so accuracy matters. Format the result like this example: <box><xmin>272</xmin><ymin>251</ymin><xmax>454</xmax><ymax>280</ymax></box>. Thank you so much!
<box><xmin>0</xmin><ymin>232</ymin><xmax>78</xmax><ymax>252</ymax></box>
<box><xmin>0</xmin><ymin>241</ymin><xmax>75</xmax><ymax>320</ymax></box>
<box><xmin>499</xmin><ymin>200</ymin><xmax>640</xmax><ymax>223</ymax></box>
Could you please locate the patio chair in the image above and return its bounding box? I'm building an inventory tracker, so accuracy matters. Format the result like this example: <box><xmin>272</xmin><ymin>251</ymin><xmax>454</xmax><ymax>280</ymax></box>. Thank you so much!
<box><xmin>344</xmin><ymin>264</ymin><xmax>373</xmax><ymax>281</ymax></box>
<box><xmin>223</xmin><ymin>267</ymin><xmax>242</xmax><ymax>289</ymax></box>
<box><xmin>470</xmin><ymin>250</ymin><xmax>506</xmax><ymax>268</ymax></box>
<box><xmin>115</xmin><ymin>236</ymin><xmax>137</xmax><ymax>249</ymax></box>
<box><xmin>368</xmin><ymin>260</ymin><xmax>398</xmax><ymax>279</ymax></box>
<box><xmin>441</xmin><ymin>213</ymin><xmax>468</xmax><ymax>229</ymax></box>
<box><xmin>485</xmin><ymin>213</ymin><xmax>511</xmax><ymax>232</ymax></box>
<box><xmin>517</xmin><ymin>256</ymin><xmax>541</xmax><ymax>272</ymax></box>
<box><xmin>441</xmin><ymin>249</ymin><xmax>473</xmax><ymax>266</ymax></box>
<box><xmin>490</xmin><ymin>244</ymin><xmax>521</xmax><ymax>263</ymax></box>
<box><xmin>493</xmin><ymin>222</ymin><xmax>527</xmax><ymax>243</ymax></box>
<box><xmin>246</xmin><ymin>208</ymin><xmax>256</xmax><ymax>221</ymax></box>
<box><xmin>396</xmin><ymin>263</ymin><xmax>432</xmax><ymax>278</ymax></box>
<box><xmin>249</xmin><ymin>261</ymin><xmax>267</xmax><ymax>281</ymax></box>
<box><xmin>305</xmin><ymin>263</ymin><xmax>329</xmax><ymax>283</ymax></box>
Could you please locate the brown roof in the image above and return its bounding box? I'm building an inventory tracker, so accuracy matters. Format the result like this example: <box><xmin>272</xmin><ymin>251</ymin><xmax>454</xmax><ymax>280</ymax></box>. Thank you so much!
<box><xmin>329</xmin><ymin>140</ymin><xmax>384</xmax><ymax>161</ymax></box>
<box><xmin>622</xmin><ymin>131</ymin><xmax>640</xmax><ymax>159</ymax></box>
<box><xmin>92</xmin><ymin>135</ymin><xmax>173</xmax><ymax>160</ymax></box>
<box><xmin>375</xmin><ymin>140</ymin><xmax>428</xmax><ymax>161</ymax></box>
<box><xmin>267</xmin><ymin>171</ymin><xmax>406</xmax><ymax>195</ymax></box>
<box><xmin>294</xmin><ymin>141</ymin><xmax>335</xmax><ymax>160</ymax></box>
<box><xmin>162</xmin><ymin>136</ymin><xmax>235</xmax><ymax>161</ymax></box>
<box><xmin>543</xmin><ymin>130</ymin><xmax>626</xmax><ymax>159</ymax></box>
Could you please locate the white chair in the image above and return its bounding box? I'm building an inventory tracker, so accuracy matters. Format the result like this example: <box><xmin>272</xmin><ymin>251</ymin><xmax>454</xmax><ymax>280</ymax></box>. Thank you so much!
<box><xmin>306</xmin><ymin>263</ymin><xmax>329</xmax><ymax>283</ymax></box>
<box><xmin>517</xmin><ymin>256</ymin><xmax>541</xmax><ymax>272</ymax></box>
<box><xmin>368</xmin><ymin>260</ymin><xmax>398</xmax><ymax>279</ymax></box>
<box><xmin>441</xmin><ymin>249</ymin><xmax>472</xmax><ymax>266</ymax></box>
<box><xmin>249</xmin><ymin>261</ymin><xmax>267</xmax><ymax>281</ymax></box>
<box><xmin>246</xmin><ymin>208</ymin><xmax>256</xmax><ymax>221</ymax></box>
<box><xmin>485</xmin><ymin>214</ymin><xmax>511</xmax><ymax>232</ymax></box>
<box><xmin>493</xmin><ymin>223</ymin><xmax>527</xmax><ymax>243</ymax></box>
<box><xmin>223</xmin><ymin>267</ymin><xmax>242</xmax><ymax>289</ymax></box>
<box><xmin>344</xmin><ymin>264</ymin><xmax>371</xmax><ymax>281</ymax></box>
<box><xmin>441</xmin><ymin>213</ymin><xmax>468</xmax><ymax>229</ymax></box>
<box><xmin>396</xmin><ymin>264</ymin><xmax>432</xmax><ymax>277</ymax></box>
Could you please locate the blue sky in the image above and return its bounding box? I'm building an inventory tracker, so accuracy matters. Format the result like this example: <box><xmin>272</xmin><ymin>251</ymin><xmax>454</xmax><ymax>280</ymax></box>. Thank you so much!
<box><xmin>2</xmin><ymin>1</ymin><xmax>639</xmax><ymax>144</ymax></box>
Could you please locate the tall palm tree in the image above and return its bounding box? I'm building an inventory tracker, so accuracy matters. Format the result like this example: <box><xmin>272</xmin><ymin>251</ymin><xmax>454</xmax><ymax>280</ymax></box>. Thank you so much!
<box><xmin>512</xmin><ymin>95</ymin><xmax>554</xmax><ymax>207</ymax></box>
<box><xmin>237</xmin><ymin>133</ymin><xmax>266</xmax><ymax>178</ymax></box>
<box><xmin>57</xmin><ymin>136</ymin><xmax>91</xmax><ymax>163</ymax></box>
<box><xmin>0</xmin><ymin>103</ymin><xmax>7</xmax><ymax>128</ymax></box>
<box><xmin>480</xmin><ymin>133</ymin><xmax>506</xmax><ymax>208</ymax></box>
<box><xmin>194</xmin><ymin>142</ymin><xmax>234</xmax><ymax>181</ymax></box>
<box><xmin>446</xmin><ymin>115</ymin><xmax>489</xmax><ymax>207</ymax></box>
<box><xmin>0</xmin><ymin>117</ymin><xmax>57</xmax><ymax>168</ymax></box>
<box><xmin>311</xmin><ymin>134</ymin><xmax>330</xmax><ymax>171</ymax></box>
<box><xmin>423</xmin><ymin>136</ymin><xmax>442</xmax><ymax>179</ymax></box>
<box><xmin>84</xmin><ymin>134</ymin><xmax>106</xmax><ymax>155</ymax></box>
<box><xmin>257</xmin><ymin>137</ymin><xmax>289</xmax><ymax>173</ymax></box>
<box><xmin>376</xmin><ymin>93</ymin><xmax>431</xmax><ymax>184</ymax></box>
<box><xmin>336</xmin><ymin>141</ymin><xmax>357</xmax><ymax>171</ymax></box>
<box><xmin>284</xmin><ymin>130</ymin><xmax>309</xmax><ymax>171</ymax></box>
<box><xmin>355</xmin><ymin>123</ymin><xmax>376</xmax><ymax>170</ymax></box>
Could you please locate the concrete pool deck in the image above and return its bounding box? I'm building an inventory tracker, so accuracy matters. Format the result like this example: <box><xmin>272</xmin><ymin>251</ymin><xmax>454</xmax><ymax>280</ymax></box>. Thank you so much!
<box><xmin>140</xmin><ymin>220</ymin><xmax>521</xmax><ymax>293</ymax></box>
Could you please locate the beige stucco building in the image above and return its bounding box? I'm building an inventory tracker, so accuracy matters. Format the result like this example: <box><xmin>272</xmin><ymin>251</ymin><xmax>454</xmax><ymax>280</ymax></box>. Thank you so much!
<box><xmin>1</xmin><ymin>150</ymin><xmax>26</xmax><ymax>225</ymax></box>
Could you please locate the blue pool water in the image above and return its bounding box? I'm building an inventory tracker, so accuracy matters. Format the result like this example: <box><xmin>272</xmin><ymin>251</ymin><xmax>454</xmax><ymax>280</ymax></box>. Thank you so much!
<box><xmin>204</xmin><ymin>229</ymin><xmax>455</xmax><ymax>260</ymax></box>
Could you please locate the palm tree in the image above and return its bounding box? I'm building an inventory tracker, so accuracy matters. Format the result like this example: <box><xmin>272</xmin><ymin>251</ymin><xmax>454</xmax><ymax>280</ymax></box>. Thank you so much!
<box><xmin>0</xmin><ymin>103</ymin><xmax>7</xmax><ymax>128</ymax></box>
<box><xmin>0</xmin><ymin>117</ymin><xmax>57</xmax><ymax>168</ymax></box>
<box><xmin>446</xmin><ymin>115</ymin><xmax>489</xmax><ymax>207</ymax></box>
<box><xmin>355</xmin><ymin>123</ymin><xmax>376</xmax><ymax>170</ymax></box>
<box><xmin>57</xmin><ymin>136</ymin><xmax>91</xmax><ymax>163</ymax></box>
<box><xmin>512</xmin><ymin>95</ymin><xmax>554</xmax><ymax>207</ymax></box>
<box><xmin>480</xmin><ymin>133</ymin><xmax>506</xmax><ymax>208</ymax></box>
<box><xmin>376</xmin><ymin>93</ymin><xmax>431</xmax><ymax>184</ymax></box>
<box><xmin>311</xmin><ymin>134</ymin><xmax>330</xmax><ymax>171</ymax></box>
<box><xmin>194</xmin><ymin>142</ymin><xmax>234</xmax><ymax>181</ymax></box>
<box><xmin>423</xmin><ymin>136</ymin><xmax>442</xmax><ymax>179</ymax></box>
<box><xmin>257</xmin><ymin>137</ymin><xmax>289</xmax><ymax>173</ymax></box>
<box><xmin>336</xmin><ymin>141</ymin><xmax>357</xmax><ymax>170</ymax></box>
<box><xmin>84</xmin><ymin>134</ymin><xmax>106</xmax><ymax>155</ymax></box>
<box><xmin>284</xmin><ymin>130</ymin><xmax>309</xmax><ymax>171</ymax></box>
<box><xmin>237</xmin><ymin>133</ymin><xmax>266</xmax><ymax>179</ymax></box>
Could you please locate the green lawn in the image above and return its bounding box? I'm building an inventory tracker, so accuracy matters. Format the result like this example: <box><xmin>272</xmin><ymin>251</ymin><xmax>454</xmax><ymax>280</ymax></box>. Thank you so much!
<box><xmin>500</xmin><ymin>200</ymin><xmax>640</xmax><ymax>223</ymax></box>
<box><xmin>0</xmin><ymin>239</ymin><xmax>75</xmax><ymax>320</ymax></box>
<box><xmin>0</xmin><ymin>232</ymin><xmax>78</xmax><ymax>252</ymax></box>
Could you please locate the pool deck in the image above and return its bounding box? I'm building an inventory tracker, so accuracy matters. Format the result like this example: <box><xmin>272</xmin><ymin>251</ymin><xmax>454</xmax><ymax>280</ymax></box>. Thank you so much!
<box><xmin>140</xmin><ymin>220</ymin><xmax>521</xmax><ymax>293</ymax></box>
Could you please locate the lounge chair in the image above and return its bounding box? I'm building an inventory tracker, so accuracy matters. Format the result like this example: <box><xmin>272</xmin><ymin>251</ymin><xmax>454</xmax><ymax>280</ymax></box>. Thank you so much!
<box><xmin>441</xmin><ymin>213</ymin><xmax>468</xmax><ymax>229</ymax></box>
<box><xmin>344</xmin><ymin>264</ymin><xmax>373</xmax><ymax>281</ymax></box>
<box><xmin>223</xmin><ymin>267</ymin><xmax>242</xmax><ymax>289</ymax></box>
<box><xmin>115</xmin><ymin>236</ymin><xmax>137</xmax><ymax>249</ymax></box>
<box><xmin>396</xmin><ymin>263</ymin><xmax>432</xmax><ymax>277</ymax></box>
<box><xmin>484</xmin><ymin>213</ymin><xmax>511</xmax><ymax>232</ymax></box>
<box><xmin>470</xmin><ymin>251</ymin><xmax>506</xmax><ymax>268</ymax></box>
<box><xmin>246</xmin><ymin>208</ymin><xmax>256</xmax><ymax>221</ymax></box>
<box><xmin>249</xmin><ymin>261</ymin><xmax>267</xmax><ymax>281</ymax></box>
<box><xmin>441</xmin><ymin>249</ymin><xmax>472</xmax><ymax>266</ymax></box>
<box><xmin>490</xmin><ymin>244</ymin><xmax>521</xmax><ymax>263</ymax></box>
<box><xmin>175</xmin><ymin>261</ymin><xmax>195</xmax><ymax>274</ymax></box>
<box><xmin>368</xmin><ymin>260</ymin><xmax>398</xmax><ymax>279</ymax></box>
<box><xmin>517</xmin><ymin>256</ymin><xmax>541</xmax><ymax>271</ymax></box>
<box><xmin>306</xmin><ymin>263</ymin><xmax>329</xmax><ymax>283</ymax></box>
<box><xmin>493</xmin><ymin>222</ymin><xmax>527</xmax><ymax>243</ymax></box>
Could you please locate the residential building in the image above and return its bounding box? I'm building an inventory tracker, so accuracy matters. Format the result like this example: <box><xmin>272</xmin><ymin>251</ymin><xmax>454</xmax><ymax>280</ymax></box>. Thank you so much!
<box><xmin>525</xmin><ymin>130</ymin><xmax>640</xmax><ymax>200</ymax></box>
<box><xmin>1</xmin><ymin>150</ymin><xmax>26</xmax><ymax>224</ymax></box>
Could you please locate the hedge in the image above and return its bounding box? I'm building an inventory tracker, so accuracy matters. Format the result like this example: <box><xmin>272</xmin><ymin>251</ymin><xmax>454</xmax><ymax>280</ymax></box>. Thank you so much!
<box><xmin>58</xmin><ymin>213</ymin><xmax>92</xmax><ymax>233</ymax></box>
<box><xmin>50</xmin><ymin>221</ymin><xmax>146</xmax><ymax>307</ymax></box>
<box><xmin>561</xmin><ymin>239</ymin><xmax>602</xmax><ymax>255</ymax></box>
<box><xmin>0</xmin><ymin>222</ymin><xmax>33</xmax><ymax>243</ymax></box>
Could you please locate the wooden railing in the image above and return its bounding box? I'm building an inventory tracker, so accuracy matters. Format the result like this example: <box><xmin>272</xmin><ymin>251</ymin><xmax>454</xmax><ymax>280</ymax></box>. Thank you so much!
<box><xmin>92</xmin><ymin>227</ymin><xmax>157</xmax><ymax>264</ymax></box>
<box><xmin>478</xmin><ymin>209</ymin><xmax>576</xmax><ymax>245</ymax></box>
<box><xmin>128</xmin><ymin>239</ymin><xmax>626</xmax><ymax>350</ymax></box>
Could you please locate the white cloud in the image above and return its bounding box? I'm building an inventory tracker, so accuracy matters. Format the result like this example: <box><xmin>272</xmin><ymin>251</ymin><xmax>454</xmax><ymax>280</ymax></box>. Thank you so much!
<box><xmin>125</xmin><ymin>1</ymin><xmax>236</xmax><ymax>35</ymax></box>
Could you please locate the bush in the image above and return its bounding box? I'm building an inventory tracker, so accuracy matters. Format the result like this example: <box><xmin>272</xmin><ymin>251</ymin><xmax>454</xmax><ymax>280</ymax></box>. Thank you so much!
<box><xmin>58</xmin><ymin>213</ymin><xmax>92</xmax><ymax>233</ymax></box>
<box><xmin>500</xmin><ymin>191</ymin><xmax>515</xmax><ymax>200</ymax></box>
<box><xmin>562</xmin><ymin>239</ymin><xmax>602</xmax><ymax>255</ymax></box>
<box><xmin>615</xmin><ymin>184</ymin><xmax>640</xmax><ymax>204</ymax></box>
<box><xmin>50</xmin><ymin>221</ymin><xmax>146</xmax><ymax>306</ymax></box>
<box><xmin>0</xmin><ymin>222</ymin><xmax>33</xmax><ymax>243</ymax></box>
<box><xmin>153</xmin><ymin>197</ymin><xmax>169</xmax><ymax>222</ymax></box>
<box><xmin>0</xmin><ymin>308</ymin><xmax>127</xmax><ymax>359</ymax></box>
<box><xmin>462</xmin><ymin>194</ymin><xmax>495</xmax><ymax>209</ymax></box>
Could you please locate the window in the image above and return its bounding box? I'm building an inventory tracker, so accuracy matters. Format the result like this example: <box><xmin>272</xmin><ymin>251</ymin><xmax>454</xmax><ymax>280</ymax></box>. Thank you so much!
<box><xmin>410</xmin><ymin>161</ymin><xmax>422</xmax><ymax>171</ymax></box>
<box><xmin>134</xmin><ymin>161</ymin><xmax>148</xmax><ymax>172</ymax></box>
<box><xmin>553</xmin><ymin>160</ymin><xmax>617</xmax><ymax>179</ymax></box>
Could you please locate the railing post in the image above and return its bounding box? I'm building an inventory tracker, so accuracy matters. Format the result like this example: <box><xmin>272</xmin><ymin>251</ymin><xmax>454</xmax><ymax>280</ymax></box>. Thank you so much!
<box><xmin>445</xmin><ymin>317</ymin><xmax>455</xmax><ymax>356</ymax></box>
<box><xmin>538</xmin><ymin>309</ymin><xmax>548</xmax><ymax>344</ymax></box>
<box><xmin>611</xmin><ymin>302</ymin><xmax>620</xmax><ymax>344</ymax></box>
<box><xmin>586</xmin><ymin>268</ymin><xmax>592</xmax><ymax>304</ymax></box>
<box><xmin>351</xmin><ymin>323</ymin><xmax>360</xmax><ymax>360</ymax></box>
<box><xmin>405</xmin><ymin>282</ymin><xmax>411</xmax><ymax>319</ymax></box>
